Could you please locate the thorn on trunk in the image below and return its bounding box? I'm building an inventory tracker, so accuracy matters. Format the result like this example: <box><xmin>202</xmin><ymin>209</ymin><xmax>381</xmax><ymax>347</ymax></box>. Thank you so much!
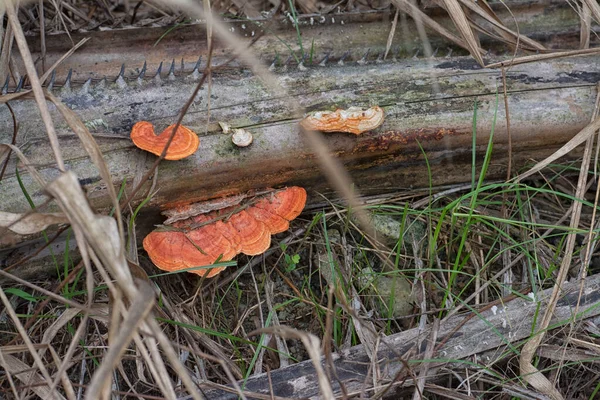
<box><xmin>338</xmin><ymin>51</ymin><xmax>350</xmax><ymax>66</ymax></box>
<box><xmin>193</xmin><ymin>56</ymin><xmax>202</xmax><ymax>72</ymax></box>
<box><xmin>318</xmin><ymin>52</ymin><xmax>330</xmax><ymax>67</ymax></box>
<box><xmin>15</xmin><ymin>76</ymin><xmax>25</xmax><ymax>92</ymax></box>
<box><xmin>137</xmin><ymin>61</ymin><xmax>147</xmax><ymax>83</ymax></box>
<box><xmin>168</xmin><ymin>59</ymin><xmax>176</xmax><ymax>80</ymax></box>
<box><xmin>392</xmin><ymin>46</ymin><xmax>400</xmax><ymax>62</ymax></box>
<box><xmin>188</xmin><ymin>56</ymin><xmax>202</xmax><ymax>80</ymax></box>
<box><xmin>47</xmin><ymin>70</ymin><xmax>56</xmax><ymax>91</ymax></box>
<box><xmin>269</xmin><ymin>54</ymin><xmax>279</xmax><ymax>71</ymax></box>
<box><xmin>61</xmin><ymin>69</ymin><xmax>72</xmax><ymax>93</ymax></box>
<box><xmin>80</xmin><ymin>78</ymin><xmax>92</xmax><ymax>94</ymax></box>
<box><xmin>282</xmin><ymin>55</ymin><xmax>292</xmax><ymax>72</ymax></box>
<box><xmin>298</xmin><ymin>53</ymin><xmax>307</xmax><ymax>71</ymax></box>
<box><xmin>115</xmin><ymin>64</ymin><xmax>127</xmax><ymax>88</ymax></box>
<box><xmin>357</xmin><ymin>49</ymin><xmax>370</xmax><ymax>65</ymax></box>
<box><xmin>1</xmin><ymin>76</ymin><xmax>9</xmax><ymax>95</ymax></box>
<box><xmin>154</xmin><ymin>62</ymin><xmax>163</xmax><ymax>83</ymax></box>
<box><xmin>116</xmin><ymin>64</ymin><xmax>125</xmax><ymax>80</ymax></box>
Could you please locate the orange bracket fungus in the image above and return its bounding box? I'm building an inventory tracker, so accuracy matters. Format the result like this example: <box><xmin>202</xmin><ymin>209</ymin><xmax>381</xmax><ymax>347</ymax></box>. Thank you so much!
<box><xmin>130</xmin><ymin>121</ymin><xmax>200</xmax><ymax>160</ymax></box>
<box><xmin>300</xmin><ymin>105</ymin><xmax>384</xmax><ymax>135</ymax></box>
<box><xmin>143</xmin><ymin>187</ymin><xmax>307</xmax><ymax>278</ymax></box>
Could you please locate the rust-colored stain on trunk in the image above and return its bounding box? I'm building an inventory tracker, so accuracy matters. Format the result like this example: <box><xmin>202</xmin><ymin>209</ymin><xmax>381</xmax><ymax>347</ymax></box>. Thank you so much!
<box><xmin>353</xmin><ymin>128</ymin><xmax>459</xmax><ymax>153</ymax></box>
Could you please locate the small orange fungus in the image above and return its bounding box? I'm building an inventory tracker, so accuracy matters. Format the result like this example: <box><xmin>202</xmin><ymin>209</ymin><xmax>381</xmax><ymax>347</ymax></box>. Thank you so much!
<box><xmin>143</xmin><ymin>187</ymin><xmax>307</xmax><ymax>278</ymax></box>
<box><xmin>130</xmin><ymin>121</ymin><xmax>200</xmax><ymax>160</ymax></box>
<box><xmin>300</xmin><ymin>106</ymin><xmax>384</xmax><ymax>135</ymax></box>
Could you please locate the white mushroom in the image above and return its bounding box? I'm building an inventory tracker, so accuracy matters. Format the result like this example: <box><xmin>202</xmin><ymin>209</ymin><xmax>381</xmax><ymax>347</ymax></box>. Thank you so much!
<box><xmin>232</xmin><ymin>128</ymin><xmax>253</xmax><ymax>147</ymax></box>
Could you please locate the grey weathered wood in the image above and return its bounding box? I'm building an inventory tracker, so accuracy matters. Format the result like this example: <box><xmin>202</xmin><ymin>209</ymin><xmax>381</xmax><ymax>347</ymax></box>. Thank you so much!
<box><xmin>0</xmin><ymin>51</ymin><xmax>598</xmax><ymax>261</ymax></box>
<box><xmin>13</xmin><ymin>0</ymin><xmax>587</xmax><ymax>85</ymax></box>
<box><xmin>186</xmin><ymin>274</ymin><xmax>600</xmax><ymax>399</ymax></box>
<box><xmin>0</xmin><ymin>54</ymin><xmax>596</xmax><ymax>220</ymax></box>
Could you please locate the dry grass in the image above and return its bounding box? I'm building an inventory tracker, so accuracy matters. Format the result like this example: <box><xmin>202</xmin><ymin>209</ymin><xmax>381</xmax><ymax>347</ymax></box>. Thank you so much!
<box><xmin>2</xmin><ymin>0</ymin><xmax>600</xmax><ymax>399</ymax></box>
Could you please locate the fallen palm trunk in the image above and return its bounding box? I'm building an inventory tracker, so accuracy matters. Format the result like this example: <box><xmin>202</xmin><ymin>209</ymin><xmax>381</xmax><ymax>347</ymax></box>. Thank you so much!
<box><xmin>186</xmin><ymin>274</ymin><xmax>600</xmax><ymax>399</ymax></box>
<box><xmin>0</xmin><ymin>50</ymin><xmax>597</xmax><ymax>258</ymax></box>
<box><xmin>0</xmin><ymin>54</ymin><xmax>596</xmax><ymax>216</ymax></box>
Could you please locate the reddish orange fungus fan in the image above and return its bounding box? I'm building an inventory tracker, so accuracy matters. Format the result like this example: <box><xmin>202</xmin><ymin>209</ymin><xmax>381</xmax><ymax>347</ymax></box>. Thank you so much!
<box><xmin>130</xmin><ymin>121</ymin><xmax>200</xmax><ymax>160</ymax></box>
<box><xmin>300</xmin><ymin>106</ymin><xmax>384</xmax><ymax>135</ymax></box>
<box><xmin>143</xmin><ymin>187</ymin><xmax>307</xmax><ymax>278</ymax></box>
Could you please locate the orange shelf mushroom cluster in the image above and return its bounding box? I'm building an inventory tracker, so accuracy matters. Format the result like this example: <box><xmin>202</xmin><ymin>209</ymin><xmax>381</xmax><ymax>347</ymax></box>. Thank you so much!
<box><xmin>300</xmin><ymin>106</ymin><xmax>385</xmax><ymax>135</ymax></box>
<box><xmin>130</xmin><ymin>121</ymin><xmax>200</xmax><ymax>160</ymax></box>
<box><xmin>143</xmin><ymin>187</ymin><xmax>307</xmax><ymax>278</ymax></box>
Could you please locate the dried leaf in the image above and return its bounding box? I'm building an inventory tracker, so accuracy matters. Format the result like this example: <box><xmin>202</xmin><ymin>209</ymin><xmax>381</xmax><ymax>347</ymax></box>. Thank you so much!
<box><xmin>583</xmin><ymin>0</ymin><xmax>600</xmax><ymax>26</ymax></box>
<box><xmin>514</xmin><ymin>115</ymin><xmax>600</xmax><ymax>182</ymax></box>
<box><xmin>486</xmin><ymin>47</ymin><xmax>600</xmax><ymax>69</ymax></box>
<box><xmin>441</xmin><ymin>0</ymin><xmax>485</xmax><ymax>67</ymax></box>
<box><xmin>0</xmin><ymin>211</ymin><xmax>68</xmax><ymax>235</ymax></box>
<box><xmin>0</xmin><ymin>354</ymin><xmax>67</xmax><ymax>400</ymax></box>
<box><xmin>458</xmin><ymin>0</ymin><xmax>545</xmax><ymax>51</ymax></box>
<box><xmin>393</xmin><ymin>0</ymin><xmax>474</xmax><ymax>53</ymax></box>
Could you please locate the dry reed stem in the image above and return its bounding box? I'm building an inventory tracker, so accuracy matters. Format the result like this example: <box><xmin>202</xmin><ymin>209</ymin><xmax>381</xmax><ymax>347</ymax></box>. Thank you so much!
<box><xmin>46</xmin><ymin>310</ymin><xmax>89</xmax><ymax>398</ymax></box>
<box><xmin>384</xmin><ymin>8</ymin><xmax>399</xmax><ymax>59</ymax></box>
<box><xmin>0</xmin><ymin>351</ymin><xmax>20</xmax><ymax>398</ymax></box>
<box><xmin>393</xmin><ymin>0</ymin><xmax>481</xmax><ymax>55</ymax></box>
<box><xmin>458</xmin><ymin>0</ymin><xmax>544</xmax><ymax>51</ymax></box>
<box><xmin>486</xmin><ymin>47</ymin><xmax>600</xmax><ymax>68</ymax></box>
<box><xmin>45</xmin><ymin>91</ymin><xmax>125</xmax><ymax>244</ymax></box>
<box><xmin>518</xmin><ymin>81</ymin><xmax>600</xmax><ymax>400</ymax></box>
<box><xmin>0</xmin><ymin>353</ymin><xmax>67</xmax><ymax>399</ymax></box>
<box><xmin>563</xmin><ymin>83</ymin><xmax>600</xmax><ymax>399</ymax></box>
<box><xmin>264</xmin><ymin>278</ymin><xmax>291</xmax><ymax>368</ymax></box>
<box><xmin>42</xmin><ymin>171</ymin><xmax>202</xmax><ymax>398</ymax></box>
<box><xmin>5</xmin><ymin>1</ymin><xmax>65</xmax><ymax>172</ymax></box>
<box><xmin>513</xmin><ymin>116</ymin><xmax>600</xmax><ymax>183</ymax></box>
<box><xmin>85</xmin><ymin>281</ymin><xmax>156</xmax><ymax>399</ymax></box>
<box><xmin>49</xmin><ymin>0</ymin><xmax>74</xmax><ymax>43</ymax></box>
<box><xmin>580</xmin><ymin>1</ymin><xmax>591</xmax><ymax>49</ymax></box>
<box><xmin>440</xmin><ymin>0</ymin><xmax>485</xmax><ymax>66</ymax></box>
<box><xmin>39</xmin><ymin>37</ymin><xmax>89</xmax><ymax>84</ymax></box>
<box><xmin>0</xmin><ymin>286</ymin><xmax>63</xmax><ymax>399</ymax></box>
<box><xmin>583</xmin><ymin>0</ymin><xmax>600</xmax><ymax>25</ymax></box>
<box><xmin>411</xmin><ymin>318</ymin><xmax>439</xmax><ymax>400</ymax></box>
<box><xmin>249</xmin><ymin>326</ymin><xmax>335</xmax><ymax>400</ymax></box>
<box><xmin>0</xmin><ymin>17</ymin><xmax>14</xmax><ymax>84</ymax></box>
